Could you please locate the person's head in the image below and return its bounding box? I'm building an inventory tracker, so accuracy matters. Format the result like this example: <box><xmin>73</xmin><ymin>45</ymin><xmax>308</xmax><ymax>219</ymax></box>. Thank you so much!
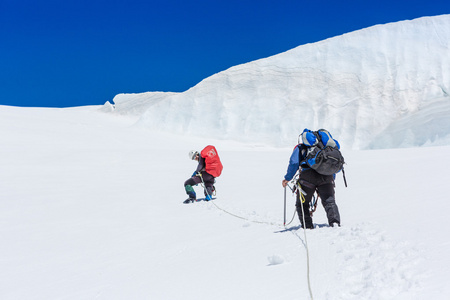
<box><xmin>188</xmin><ymin>150</ymin><xmax>199</xmax><ymax>161</ymax></box>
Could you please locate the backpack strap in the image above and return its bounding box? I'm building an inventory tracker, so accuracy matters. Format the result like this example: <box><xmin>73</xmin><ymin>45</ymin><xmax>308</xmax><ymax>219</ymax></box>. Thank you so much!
<box><xmin>298</xmin><ymin>144</ymin><xmax>310</xmax><ymax>169</ymax></box>
<box><xmin>313</xmin><ymin>131</ymin><xmax>325</xmax><ymax>148</ymax></box>
<box><xmin>342</xmin><ymin>167</ymin><xmax>348</xmax><ymax>187</ymax></box>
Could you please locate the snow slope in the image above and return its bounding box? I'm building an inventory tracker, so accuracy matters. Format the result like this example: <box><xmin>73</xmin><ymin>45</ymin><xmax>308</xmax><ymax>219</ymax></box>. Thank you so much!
<box><xmin>1</xmin><ymin>105</ymin><xmax>449</xmax><ymax>299</ymax></box>
<box><xmin>106</xmin><ymin>15</ymin><xmax>450</xmax><ymax>150</ymax></box>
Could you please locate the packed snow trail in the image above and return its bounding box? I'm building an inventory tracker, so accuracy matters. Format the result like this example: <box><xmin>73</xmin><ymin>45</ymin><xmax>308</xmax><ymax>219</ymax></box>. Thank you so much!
<box><xmin>197</xmin><ymin>198</ymin><xmax>423</xmax><ymax>300</ymax></box>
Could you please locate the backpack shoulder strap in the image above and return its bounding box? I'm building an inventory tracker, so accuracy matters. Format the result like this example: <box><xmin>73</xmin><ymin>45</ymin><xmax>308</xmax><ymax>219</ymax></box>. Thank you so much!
<box><xmin>298</xmin><ymin>144</ymin><xmax>309</xmax><ymax>165</ymax></box>
<box><xmin>313</xmin><ymin>131</ymin><xmax>324</xmax><ymax>148</ymax></box>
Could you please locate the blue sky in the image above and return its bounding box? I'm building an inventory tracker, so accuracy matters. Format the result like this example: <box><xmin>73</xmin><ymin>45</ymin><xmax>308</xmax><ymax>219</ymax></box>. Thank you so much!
<box><xmin>1</xmin><ymin>0</ymin><xmax>449</xmax><ymax>107</ymax></box>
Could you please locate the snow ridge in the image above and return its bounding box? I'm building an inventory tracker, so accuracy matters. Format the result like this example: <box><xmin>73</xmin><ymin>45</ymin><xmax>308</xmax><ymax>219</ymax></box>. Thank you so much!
<box><xmin>106</xmin><ymin>15</ymin><xmax>450</xmax><ymax>150</ymax></box>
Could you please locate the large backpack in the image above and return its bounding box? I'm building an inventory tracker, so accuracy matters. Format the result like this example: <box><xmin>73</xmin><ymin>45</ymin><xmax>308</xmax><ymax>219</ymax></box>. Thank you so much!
<box><xmin>200</xmin><ymin>145</ymin><xmax>223</xmax><ymax>177</ymax></box>
<box><xmin>300</xmin><ymin>129</ymin><xmax>345</xmax><ymax>176</ymax></box>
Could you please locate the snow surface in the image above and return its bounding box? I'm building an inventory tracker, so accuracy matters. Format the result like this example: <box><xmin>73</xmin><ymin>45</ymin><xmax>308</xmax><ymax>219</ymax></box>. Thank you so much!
<box><xmin>2</xmin><ymin>14</ymin><xmax>450</xmax><ymax>300</ymax></box>
<box><xmin>1</xmin><ymin>105</ymin><xmax>449</xmax><ymax>300</ymax></box>
<box><xmin>107</xmin><ymin>15</ymin><xmax>450</xmax><ymax>150</ymax></box>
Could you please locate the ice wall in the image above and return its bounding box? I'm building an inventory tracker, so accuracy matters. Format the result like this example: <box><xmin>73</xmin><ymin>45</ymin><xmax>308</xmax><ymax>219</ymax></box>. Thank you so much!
<box><xmin>106</xmin><ymin>15</ymin><xmax>450</xmax><ymax>149</ymax></box>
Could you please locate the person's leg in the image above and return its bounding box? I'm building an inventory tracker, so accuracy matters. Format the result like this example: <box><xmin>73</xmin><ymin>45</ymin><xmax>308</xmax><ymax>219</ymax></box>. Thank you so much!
<box><xmin>184</xmin><ymin>176</ymin><xmax>201</xmax><ymax>200</ymax></box>
<box><xmin>317</xmin><ymin>183</ymin><xmax>340</xmax><ymax>226</ymax></box>
<box><xmin>296</xmin><ymin>182</ymin><xmax>315</xmax><ymax>229</ymax></box>
<box><xmin>201</xmin><ymin>172</ymin><xmax>215</xmax><ymax>199</ymax></box>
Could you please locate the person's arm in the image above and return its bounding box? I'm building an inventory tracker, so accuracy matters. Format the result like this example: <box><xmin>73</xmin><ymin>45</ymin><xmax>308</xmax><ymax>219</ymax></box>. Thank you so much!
<box><xmin>195</xmin><ymin>156</ymin><xmax>206</xmax><ymax>173</ymax></box>
<box><xmin>282</xmin><ymin>146</ymin><xmax>300</xmax><ymax>187</ymax></box>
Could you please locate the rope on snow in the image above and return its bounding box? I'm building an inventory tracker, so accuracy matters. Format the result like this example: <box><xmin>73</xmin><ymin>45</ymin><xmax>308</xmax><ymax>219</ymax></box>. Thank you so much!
<box><xmin>198</xmin><ymin>173</ymin><xmax>314</xmax><ymax>299</ymax></box>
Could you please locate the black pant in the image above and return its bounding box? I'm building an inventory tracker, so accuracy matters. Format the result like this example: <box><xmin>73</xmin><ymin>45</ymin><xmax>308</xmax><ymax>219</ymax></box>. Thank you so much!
<box><xmin>295</xmin><ymin>169</ymin><xmax>340</xmax><ymax>228</ymax></box>
<box><xmin>184</xmin><ymin>171</ymin><xmax>215</xmax><ymax>198</ymax></box>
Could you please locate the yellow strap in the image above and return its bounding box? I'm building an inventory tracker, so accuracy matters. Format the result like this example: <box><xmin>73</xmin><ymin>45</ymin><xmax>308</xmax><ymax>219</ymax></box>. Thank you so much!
<box><xmin>297</xmin><ymin>181</ymin><xmax>306</xmax><ymax>203</ymax></box>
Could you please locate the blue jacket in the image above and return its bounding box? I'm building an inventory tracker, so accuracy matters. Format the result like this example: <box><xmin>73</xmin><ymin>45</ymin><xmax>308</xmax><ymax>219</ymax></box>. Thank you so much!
<box><xmin>284</xmin><ymin>144</ymin><xmax>338</xmax><ymax>181</ymax></box>
<box><xmin>284</xmin><ymin>145</ymin><xmax>308</xmax><ymax>181</ymax></box>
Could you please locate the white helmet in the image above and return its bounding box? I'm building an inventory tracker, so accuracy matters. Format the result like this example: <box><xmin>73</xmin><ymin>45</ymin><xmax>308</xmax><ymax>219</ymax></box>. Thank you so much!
<box><xmin>188</xmin><ymin>150</ymin><xmax>199</xmax><ymax>160</ymax></box>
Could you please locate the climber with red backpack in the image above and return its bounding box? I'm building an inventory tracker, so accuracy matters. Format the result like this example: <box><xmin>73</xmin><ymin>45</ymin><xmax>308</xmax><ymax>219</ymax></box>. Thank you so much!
<box><xmin>184</xmin><ymin>145</ymin><xmax>223</xmax><ymax>204</ymax></box>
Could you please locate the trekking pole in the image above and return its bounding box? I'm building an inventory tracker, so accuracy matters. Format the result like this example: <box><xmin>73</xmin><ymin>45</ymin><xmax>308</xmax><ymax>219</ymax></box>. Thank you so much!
<box><xmin>283</xmin><ymin>183</ymin><xmax>298</xmax><ymax>227</ymax></box>
<box><xmin>283</xmin><ymin>186</ymin><xmax>287</xmax><ymax>226</ymax></box>
<box><xmin>342</xmin><ymin>168</ymin><xmax>348</xmax><ymax>187</ymax></box>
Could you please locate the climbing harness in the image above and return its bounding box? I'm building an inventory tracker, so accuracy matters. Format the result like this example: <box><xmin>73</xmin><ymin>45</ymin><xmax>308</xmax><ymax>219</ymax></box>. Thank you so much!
<box><xmin>290</xmin><ymin>175</ymin><xmax>320</xmax><ymax>217</ymax></box>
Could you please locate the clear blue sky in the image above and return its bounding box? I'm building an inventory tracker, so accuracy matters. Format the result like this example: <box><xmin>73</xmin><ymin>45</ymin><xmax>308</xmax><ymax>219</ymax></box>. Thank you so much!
<box><xmin>1</xmin><ymin>0</ymin><xmax>449</xmax><ymax>107</ymax></box>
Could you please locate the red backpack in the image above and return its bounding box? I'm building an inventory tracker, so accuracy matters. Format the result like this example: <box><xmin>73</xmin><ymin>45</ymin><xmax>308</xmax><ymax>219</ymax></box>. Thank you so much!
<box><xmin>200</xmin><ymin>145</ymin><xmax>223</xmax><ymax>177</ymax></box>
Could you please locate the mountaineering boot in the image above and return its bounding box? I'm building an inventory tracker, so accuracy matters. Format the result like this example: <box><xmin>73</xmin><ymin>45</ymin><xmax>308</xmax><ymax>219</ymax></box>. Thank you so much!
<box><xmin>183</xmin><ymin>197</ymin><xmax>196</xmax><ymax>204</ymax></box>
<box><xmin>302</xmin><ymin>223</ymin><xmax>314</xmax><ymax>229</ymax></box>
<box><xmin>205</xmin><ymin>195</ymin><xmax>212</xmax><ymax>201</ymax></box>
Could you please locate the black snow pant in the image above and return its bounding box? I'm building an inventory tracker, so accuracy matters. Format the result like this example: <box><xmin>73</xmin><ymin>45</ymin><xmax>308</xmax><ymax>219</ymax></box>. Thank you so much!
<box><xmin>295</xmin><ymin>169</ymin><xmax>341</xmax><ymax>228</ymax></box>
<box><xmin>184</xmin><ymin>171</ymin><xmax>215</xmax><ymax>199</ymax></box>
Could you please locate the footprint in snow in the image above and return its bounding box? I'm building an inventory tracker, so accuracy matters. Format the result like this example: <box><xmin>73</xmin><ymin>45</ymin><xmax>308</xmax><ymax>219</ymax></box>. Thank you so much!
<box><xmin>313</xmin><ymin>223</ymin><xmax>423</xmax><ymax>299</ymax></box>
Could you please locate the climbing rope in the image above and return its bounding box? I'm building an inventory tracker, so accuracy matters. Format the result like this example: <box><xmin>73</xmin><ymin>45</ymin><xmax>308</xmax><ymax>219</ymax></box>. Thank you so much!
<box><xmin>295</xmin><ymin>180</ymin><xmax>314</xmax><ymax>300</ymax></box>
<box><xmin>198</xmin><ymin>173</ymin><xmax>314</xmax><ymax>299</ymax></box>
<box><xmin>283</xmin><ymin>186</ymin><xmax>298</xmax><ymax>227</ymax></box>
<box><xmin>198</xmin><ymin>173</ymin><xmax>280</xmax><ymax>226</ymax></box>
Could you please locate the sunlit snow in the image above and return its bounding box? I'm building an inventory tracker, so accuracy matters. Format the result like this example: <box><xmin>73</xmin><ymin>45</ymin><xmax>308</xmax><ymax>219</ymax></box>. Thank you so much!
<box><xmin>1</xmin><ymin>15</ymin><xmax>450</xmax><ymax>300</ymax></box>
